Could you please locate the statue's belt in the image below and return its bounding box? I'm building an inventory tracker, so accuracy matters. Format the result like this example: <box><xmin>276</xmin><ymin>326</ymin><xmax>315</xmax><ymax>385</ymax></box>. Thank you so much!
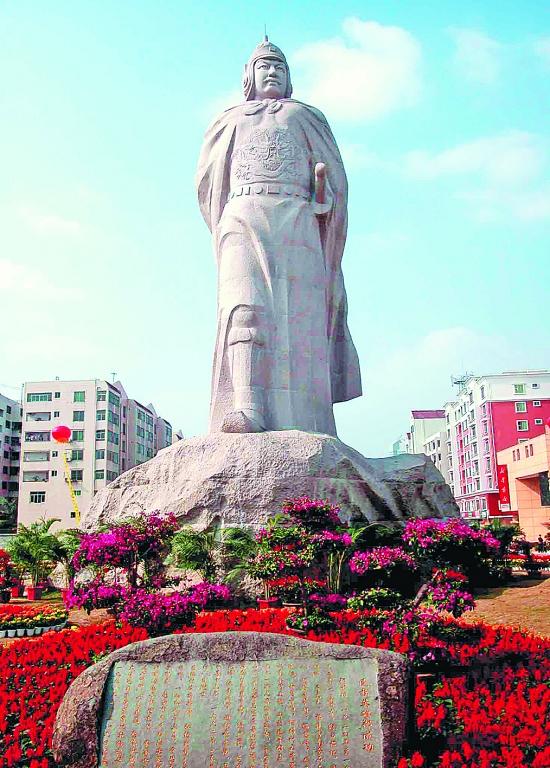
<box><xmin>228</xmin><ymin>183</ymin><xmax>310</xmax><ymax>201</ymax></box>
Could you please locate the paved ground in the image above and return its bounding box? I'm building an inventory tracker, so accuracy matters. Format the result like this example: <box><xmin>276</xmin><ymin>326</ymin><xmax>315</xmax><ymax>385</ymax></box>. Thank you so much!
<box><xmin>465</xmin><ymin>575</ymin><xmax>550</xmax><ymax>636</ymax></box>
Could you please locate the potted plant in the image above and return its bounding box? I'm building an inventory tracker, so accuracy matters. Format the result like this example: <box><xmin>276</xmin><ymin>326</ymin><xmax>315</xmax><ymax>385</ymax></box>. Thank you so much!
<box><xmin>7</xmin><ymin>518</ymin><xmax>62</xmax><ymax>601</ymax></box>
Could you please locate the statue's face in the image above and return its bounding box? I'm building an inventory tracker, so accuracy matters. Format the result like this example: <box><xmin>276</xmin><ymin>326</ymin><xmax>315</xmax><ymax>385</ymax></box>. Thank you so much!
<box><xmin>253</xmin><ymin>57</ymin><xmax>288</xmax><ymax>99</ymax></box>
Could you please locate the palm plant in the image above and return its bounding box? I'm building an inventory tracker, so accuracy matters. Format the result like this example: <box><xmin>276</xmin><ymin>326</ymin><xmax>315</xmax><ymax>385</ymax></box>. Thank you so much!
<box><xmin>7</xmin><ymin>518</ymin><xmax>61</xmax><ymax>587</ymax></box>
<box><xmin>54</xmin><ymin>529</ymin><xmax>82</xmax><ymax>587</ymax></box>
<box><xmin>169</xmin><ymin>524</ymin><xmax>256</xmax><ymax>582</ymax></box>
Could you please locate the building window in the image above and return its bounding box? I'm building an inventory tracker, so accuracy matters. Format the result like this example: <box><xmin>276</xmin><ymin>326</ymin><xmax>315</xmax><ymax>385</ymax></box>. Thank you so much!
<box><xmin>71</xmin><ymin>430</ymin><xmax>84</xmax><ymax>441</ymax></box>
<box><xmin>108</xmin><ymin>411</ymin><xmax>120</xmax><ymax>426</ymax></box>
<box><xmin>532</xmin><ymin>383</ymin><xmax>540</xmax><ymax>389</ymax></box>
<box><xmin>23</xmin><ymin>470</ymin><xmax>49</xmax><ymax>482</ymax></box>
<box><xmin>514</xmin><ymin>384</ymin><xmax>526</xmax><ymax>394</ymax></box>
<box><xmin>533</xmin><ymin>400</ymin><xmax>541</xmax><ymax>407</ymax></box>
<box><xmin>54</xmin><ymin>392</ymin><xmax>61</xmax><ymax>398</ymax></box>
<box><xmin>97</xmin><ymin>390</ymin><xmax>107</xmax><ymax>402</ymax></box>
<box><xmin>30</xmin><ymin>491</ymin><xmax>46</xmax><ymax>503</ymax></box>
<box><xmin>96</xmin><ymin>449</ymin><xmax>105</xmax><ymax>459</ymax></box>
<box><xmin>52</xmin><ymin>450</ymin><xmax>58</xmax><ymax>457</ymax></box>
<box><xmin>480</xmin><ymin>385</ymin><xmax>485</xmax><ymax>399</ymax></box>
<box><xmin>51</xmin><ymin>470</ymin><xmax>57</xmax><ymax>477</ymax></box>
<box><xmin>529</xmin><ymin>444</ymin><xmax>534</xmax><ymax>456</ymax></box>
<box><xmin>26</xmin><ymin>412</ymin><xmax>51</xmax><ymax>422</ymax></box>
<box><xmin>70</xmin><ymin>469</ymin><xmax>83</xmax><ymax>482</ymax></box>
<box><xmin>515</xmin><ymin>402</ymin><xmax>527</xmax><ymax>413</ymax></box>
<box><xmin>73</xmin><ymin>391</ymin><xmax>86</xmax><ymax>402</ymax></box>
<box><xmin>54</xmin><ymin>411</ymin><xmax>60</xmax><ymax>417</ymax></box>
<box><xmin>25</xmin><ymin>431</ymin><xmax>50</xmax><ymax>442</ymax></box>
<box><xmin>108</xmin><ymin>391</ymin><xmax>120</xmax><ymax>407</ymax></box>
<box><xmin>23</xmin><ymin>451</ymin><xmax>50</xmax><ymax>462</ymax></box>
<box><xmin>95</xmin><ymin>469</ymin><xmax>105</xmax><ymax>480</ymax></box>
<box><xmin>535</xmin><ymin>418</ymin><xmax>543</xmax><ymax>425</ymax></box>
<box><xmin>96</xmin><ymin>429</ymin><xmax>106</xmax><ymax>441</ymax></box>
<box><xmin>71</xmin><ymin>449</ymin><xmax>84</xmax><ymax>460</ymax></box>
<box><xmin>27</xmin><ymin>392</ymin><xmax>52</xmax><ymax>402</ymax></box>
<box><xmin>106</xmin><ymin>470</ymin><xmax>118</xmax><ymax>482</ymax></box>
<box><xmin>108</xmin><ymin>430</ymin><xmax>119</xmax><ymax>445</ymax></box>
<box><xmin>74</xmin><ymin>490</ymin><xmax>82</xmax><ymax>496</ymax></box>
<box><xmin>73</xmin><ymin>411</ymin><xmax>85</xmax><ymax>422</ymax></box>
<box><xmin>96</xmin><ymin>410</ymin><xmax>106</xmax><ymax>421</ymax></box>
<box><xmin>516</xmin><ymin>420</ymin><xmax>528</xmax><ymax>431</ymax></box>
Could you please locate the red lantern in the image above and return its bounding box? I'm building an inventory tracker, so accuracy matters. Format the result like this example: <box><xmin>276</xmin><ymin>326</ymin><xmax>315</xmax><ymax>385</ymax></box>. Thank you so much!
<box><xmin>52</xmin><ymin>425</ymin><xmax>71</xmax><ymax>443</ymax></box>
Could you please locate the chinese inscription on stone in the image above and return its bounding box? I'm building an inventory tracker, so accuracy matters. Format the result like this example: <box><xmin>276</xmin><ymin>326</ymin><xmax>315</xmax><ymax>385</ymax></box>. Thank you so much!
<box><xmin>99</xmin><ymin>658</ymin><xmax>383</xmax><ymax>768</ymax></box>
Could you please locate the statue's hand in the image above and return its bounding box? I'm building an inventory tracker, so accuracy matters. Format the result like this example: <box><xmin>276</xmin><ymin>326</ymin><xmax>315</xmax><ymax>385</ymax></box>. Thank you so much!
<box><xmin>314</xmin><ymin>162</ymin><xmax>331</xmax><ymax>215</ymax></box>
<box><xmin>314</xmin><ymin>162</ymin><xmax>326</xmax><ymax>204</ymax></box>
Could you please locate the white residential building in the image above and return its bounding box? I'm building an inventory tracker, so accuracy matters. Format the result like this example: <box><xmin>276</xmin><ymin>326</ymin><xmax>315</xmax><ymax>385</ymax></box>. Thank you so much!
<box><xmin>18</xmin><ymin>379</ymin><xmax>177</xmax><ymax>529</ymax></box>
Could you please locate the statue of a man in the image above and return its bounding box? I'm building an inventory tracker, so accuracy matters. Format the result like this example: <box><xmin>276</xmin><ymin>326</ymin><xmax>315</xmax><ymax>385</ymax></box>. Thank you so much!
<box><xmin>197</xmin><ymin>39</ymin><xmax>361</xmax><ymax>436</ymax></box>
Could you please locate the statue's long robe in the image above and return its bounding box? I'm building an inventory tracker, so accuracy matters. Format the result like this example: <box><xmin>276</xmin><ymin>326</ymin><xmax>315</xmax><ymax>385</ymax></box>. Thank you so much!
<box><xmin>196</xmin><ymin>98</ymin><xmax>362</xmax><ymax>434</ymax></box>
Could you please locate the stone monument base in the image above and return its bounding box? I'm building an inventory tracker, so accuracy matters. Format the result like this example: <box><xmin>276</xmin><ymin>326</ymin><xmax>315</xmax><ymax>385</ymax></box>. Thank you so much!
<box><xmin>83</xmin><ymin>430</ymin><xmax>458</xmax><ymax>531</ymax></box>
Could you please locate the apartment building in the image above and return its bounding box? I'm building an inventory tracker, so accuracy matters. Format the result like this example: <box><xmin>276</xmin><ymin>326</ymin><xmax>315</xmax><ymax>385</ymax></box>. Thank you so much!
<box><xmin>444</xmin><ymin>371</ymin><xmax>550</xmax><ymax>521</ymax></box>
<box><xmin>393</xmin><ymin>410</ymin><xmax>446</xmax><ymax>457</ymax></box>
<box><xmin>18</xmin><ymin>379</ymin><xmax>177</xmax><ymax>529</ymax></box>
<box><xmin>0</xmin><ymin>392</ymin><xmax>22</xmax><ymax>522</ymax></box>
<box><xmin>422</xmin><ymin>429</ymin><xmax>451</xmax><ymax>485</ymax></box>
<box><xmin>497</xmin><ymin>428</ymin><xmax>550</xmax><ymax>540</ymax></box>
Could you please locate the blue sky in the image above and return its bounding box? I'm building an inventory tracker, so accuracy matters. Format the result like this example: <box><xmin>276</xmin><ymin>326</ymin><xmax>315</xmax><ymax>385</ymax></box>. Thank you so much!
<box><xmin>1</xmin><ymin>1</ymin><xmax>549</xmax><ymax>455</ymax></box>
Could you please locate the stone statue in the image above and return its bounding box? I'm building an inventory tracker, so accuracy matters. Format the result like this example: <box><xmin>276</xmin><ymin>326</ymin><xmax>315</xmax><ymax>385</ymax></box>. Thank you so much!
<box><xmin>197</xmin><ymin>38</ymin><xmax>361</xmax><ymax>436</ymax></box>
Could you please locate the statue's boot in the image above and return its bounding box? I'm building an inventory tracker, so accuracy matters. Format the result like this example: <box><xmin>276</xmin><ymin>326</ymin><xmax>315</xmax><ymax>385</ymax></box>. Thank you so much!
<box><xmin>221</xmin><ymin>408</ymin><xmax>265</xmax><ymax>433</ymax></box>
<box><xmin>222</xmin><ymin>306</ymin><xmax>267</xmax><ymax>434</ymax></box>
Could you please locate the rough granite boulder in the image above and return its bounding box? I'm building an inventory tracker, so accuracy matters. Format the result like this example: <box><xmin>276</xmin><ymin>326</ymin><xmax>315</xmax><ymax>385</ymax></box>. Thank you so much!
<box><xmin>83</xmin><ymin>430</ymin><xmax>457</xmax><ymax>531</ymax></box>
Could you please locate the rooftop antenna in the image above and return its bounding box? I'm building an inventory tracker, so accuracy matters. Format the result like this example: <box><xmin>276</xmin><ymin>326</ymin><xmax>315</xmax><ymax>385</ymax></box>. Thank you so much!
<box><xmin>111</xmin><ymin>372</ymin><xmax>117</xmax><ymax>383</ymax></box>
<box><xmin>264</xmin><ymin>24</ymin><xmax>268</xmax><ymax>42</ymax></box>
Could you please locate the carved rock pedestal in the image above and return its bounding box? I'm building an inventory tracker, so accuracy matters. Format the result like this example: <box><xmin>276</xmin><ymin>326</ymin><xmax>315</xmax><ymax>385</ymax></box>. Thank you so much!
<box><xmin>82</xmin><ymin>430</ymin><xmax>458</xmax><ymax>531</ymax></box>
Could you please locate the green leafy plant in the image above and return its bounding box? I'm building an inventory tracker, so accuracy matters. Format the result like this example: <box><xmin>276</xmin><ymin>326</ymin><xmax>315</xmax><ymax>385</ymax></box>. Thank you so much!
<box><xmin>7</xmin><ymin>518</ymin><xmax>62</xmax><ymax>587</ymax></box>
<box><xmin>170</xmin><ymin>524</ymin><xmax>256</xmax><ymax>582</ymax></box>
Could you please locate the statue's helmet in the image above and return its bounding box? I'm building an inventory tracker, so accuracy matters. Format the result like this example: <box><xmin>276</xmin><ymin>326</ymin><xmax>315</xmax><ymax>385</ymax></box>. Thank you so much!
<box><xmin>243</xmin><ymin>39</ymin><xmax>293</xmax><ymax>100</ymax></box>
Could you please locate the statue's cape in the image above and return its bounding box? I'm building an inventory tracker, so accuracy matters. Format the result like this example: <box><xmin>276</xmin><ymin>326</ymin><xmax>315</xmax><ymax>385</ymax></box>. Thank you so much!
<box><xmin>196</xmin><ymin>99</ymin><xmax>362</xmax><ymax>404</ymax></box>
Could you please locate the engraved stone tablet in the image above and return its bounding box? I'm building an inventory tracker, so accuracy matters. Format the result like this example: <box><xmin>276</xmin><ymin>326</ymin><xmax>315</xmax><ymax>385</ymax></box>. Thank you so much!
<box><xmin>52</xmin><ymin>632</ymin><xmax>411</xmax><ymax>768</ymax></box>
<box><xmin>99</xmin><ymin>658</ymin><xmax>382</xmax><ymax>768</ymax></box>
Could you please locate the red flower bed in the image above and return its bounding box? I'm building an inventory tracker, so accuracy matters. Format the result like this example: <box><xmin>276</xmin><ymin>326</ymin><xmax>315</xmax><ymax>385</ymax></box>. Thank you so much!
<box><xmin>1</xmin><ymin>609</ymin><xmax>549</xmax><ymax>767</ymax></box>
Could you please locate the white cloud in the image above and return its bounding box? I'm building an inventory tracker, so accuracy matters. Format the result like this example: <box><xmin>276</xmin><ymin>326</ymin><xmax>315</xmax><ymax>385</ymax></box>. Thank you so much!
<box><xmin>403</xmin><ymin>131</ymin><xmax>549</xmax><ymax>222</ymax></box>
<box><xmin>18</xmin><ymin>206</ymin><xmax>81</xmax><ymax>235</ymax></box>
<box><xmin>339</xmin><ymin>144</ymin><xmax>390</xmax><ymax>171</ymax></box>
<box><xmin>533</xmin><ymin>36</ymin><xmax>550</xmax><ymax>67</ymax></box>
<box><xmin>449</xmin><ymin>28</ymin><xmax>502</xmax><ymax>84</ymax></box>
<box><xmin>291</xmin><ymin>17</ymin><xmax>422</xmax><ymax>122</ymax></box>
<box><xmin>405</xmin><ymin>131</ymin><xmax>544</xmax><ymax>186</ymax></box>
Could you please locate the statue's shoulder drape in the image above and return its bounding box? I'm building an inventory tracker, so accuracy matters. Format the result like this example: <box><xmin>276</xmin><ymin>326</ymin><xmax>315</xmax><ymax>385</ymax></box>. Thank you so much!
<box><xmin>196</xmin><ymin>99</ymin><xmax>362</xmax><ymax>405</ymax></box>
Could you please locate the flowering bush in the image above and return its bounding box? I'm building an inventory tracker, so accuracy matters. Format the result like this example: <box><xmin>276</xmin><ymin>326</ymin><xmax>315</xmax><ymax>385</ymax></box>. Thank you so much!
<box><xmin>73</xmin><ymin>512</ymin><xmax>178</xmax><ymax>587</ymax></box>
<box><xmin>308</xmin><ymin>592</ymin><xmax>348</xmax><ymax>610</ymax></box>
<box><xmin>347</xmin><ymin>587</ymin><xmax>407</xmax><ymax>611</ymax></box>
<box><xmin>0</xmin><ymin>549</ymin><xmax>15</xmax><ymax>591</ymax></box>
<box><xmin>349</xmin><ymin>546</ymin><xmax>417</xmax><ymax>574</ymax></box>
<box><xmin>267</xmin><ymin>575</ymin><xmax>325</xmax><ymax>600</ymax></box>
<box><xmin>116</xmin><ymin>582</ymin><xmax>231</xmax><ymax>635</ymax></box>
<box><xmin>0</xmin><ymin>610</ymin><xmax>548</xmax><ymax>768</ymax></box>
<box><xmin>402</xmin><ymin>519</ymin><xmax>500</xmax><ymax>585</ymax></box>
<box><xmin>424</xmin><ymin>570</ymin><xmax>475</xmax><ymax>618</ymax></box>
<box><xmin>285</xmin><ymin>606</ymin><xmax>337</xmax><ymax>632</ymax></box>
<box><xmin>281</xmin><ymin>496</ymin><xmax>341</xmax><ymax>530</ymax></box>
